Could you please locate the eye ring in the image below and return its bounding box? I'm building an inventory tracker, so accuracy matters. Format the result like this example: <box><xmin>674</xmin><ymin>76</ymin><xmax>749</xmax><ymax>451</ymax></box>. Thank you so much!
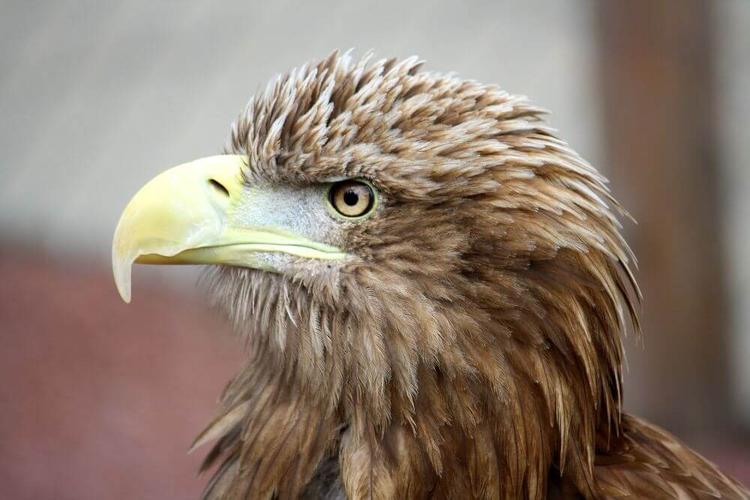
<box><xmin>327</xmin><ymin>180</ymin><xmax>377</xmax><ymax>219</ymax></box>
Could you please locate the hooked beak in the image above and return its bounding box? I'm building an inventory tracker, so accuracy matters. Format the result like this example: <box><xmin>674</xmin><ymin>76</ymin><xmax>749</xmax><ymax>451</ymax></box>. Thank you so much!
<box><xmin>112</xmin><ymin>154</ymin><xmax>346</xmax><ymax>303</ymax></box>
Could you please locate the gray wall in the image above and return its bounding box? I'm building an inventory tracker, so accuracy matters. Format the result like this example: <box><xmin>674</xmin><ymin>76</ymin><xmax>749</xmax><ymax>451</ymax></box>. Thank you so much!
<box><xmin>0</xmin><ymin>0</ymin><xmax>600</xmax><ymax>259</ymax></box>
<box><xmin>719</xmin><ymin>0</ymin><xmax>750</xmax><ymax>420</ymax></box>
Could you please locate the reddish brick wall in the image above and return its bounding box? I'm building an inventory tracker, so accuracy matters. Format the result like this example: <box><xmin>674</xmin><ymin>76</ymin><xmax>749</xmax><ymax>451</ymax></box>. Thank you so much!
<box><xmin>0</xmin><ymin>249</ymin><xmax>242</xmax><ymax>499</ymax></box>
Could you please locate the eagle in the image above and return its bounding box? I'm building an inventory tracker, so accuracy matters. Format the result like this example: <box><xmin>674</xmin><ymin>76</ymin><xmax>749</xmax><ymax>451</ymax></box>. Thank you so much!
<box><xmin>112</xmin><ymin>52</ymin><xmax>748</xmax><ymax>499</ymax></box>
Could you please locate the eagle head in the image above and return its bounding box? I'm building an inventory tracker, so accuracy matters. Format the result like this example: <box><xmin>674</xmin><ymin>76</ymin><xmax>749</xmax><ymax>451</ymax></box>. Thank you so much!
<box><xmin>113</xmin><ymin>52</ymin><xmax>639</xmax><ymax>498</ymax></box>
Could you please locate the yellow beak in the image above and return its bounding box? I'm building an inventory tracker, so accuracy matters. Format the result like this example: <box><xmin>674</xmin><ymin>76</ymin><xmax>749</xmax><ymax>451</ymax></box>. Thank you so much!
<box><xmin>112</xmin><ymin>155</ymin><xmax>346</xmax><ymax>303</ymax></box>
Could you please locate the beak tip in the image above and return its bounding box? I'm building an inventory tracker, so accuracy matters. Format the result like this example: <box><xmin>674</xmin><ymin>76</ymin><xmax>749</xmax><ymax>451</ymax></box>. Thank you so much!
<box><xmin>112</xmin><ymin>249</ymin><xmax>134</xmax><ymax>304</ymax></box>
<box><xmin>114</xmin><ymin>273</ymin><xmax>132</xmax><ymax>304</ymax></box>
<box><xmin>119</xmin><ymin>289</ymin><xmax>132</xmax><ymax>304</ymax></box>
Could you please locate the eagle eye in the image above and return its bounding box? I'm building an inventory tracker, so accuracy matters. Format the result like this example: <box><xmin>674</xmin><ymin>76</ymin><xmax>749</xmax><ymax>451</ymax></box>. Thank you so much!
<box><xmin>327</xmin><ymin>180</ymin><xmax>376</xmax><ymax>219</ymax></box>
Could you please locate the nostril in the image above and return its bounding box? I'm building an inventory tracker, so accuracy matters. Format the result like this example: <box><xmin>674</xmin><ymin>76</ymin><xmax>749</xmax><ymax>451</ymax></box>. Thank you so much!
<box><xmin>208</xmin><ymin>178</ymin><xmax>230</xmax><ymax>197</ymax></box>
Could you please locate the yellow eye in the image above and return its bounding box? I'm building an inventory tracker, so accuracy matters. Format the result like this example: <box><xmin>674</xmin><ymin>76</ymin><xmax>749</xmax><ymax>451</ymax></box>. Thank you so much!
<box><xmin>328</xmin><ymin>180</ymin><xmax>375</xmax><ymax>218</ymax></box>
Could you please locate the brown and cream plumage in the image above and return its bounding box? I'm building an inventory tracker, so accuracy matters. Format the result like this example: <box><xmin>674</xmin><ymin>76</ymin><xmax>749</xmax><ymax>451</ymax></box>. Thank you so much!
<box><xmin>113</xmin><ymin>52</ymin><xmax>748</xmax><ymax>499</ymax></box>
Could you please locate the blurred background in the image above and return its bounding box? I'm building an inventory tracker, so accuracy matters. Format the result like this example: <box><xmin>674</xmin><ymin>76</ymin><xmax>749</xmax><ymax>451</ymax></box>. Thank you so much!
<box><xmin>1</xmin><ymin>0</ymin><xmax>748</xmax><ymax>497</ymax></box>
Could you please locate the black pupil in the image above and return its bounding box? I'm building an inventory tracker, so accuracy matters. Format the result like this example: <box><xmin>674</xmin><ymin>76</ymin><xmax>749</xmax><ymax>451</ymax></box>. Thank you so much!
<box><xmin>343</xmin><ymin>189</ymin><xmax>359</xmax><ymax>206</ymax></box>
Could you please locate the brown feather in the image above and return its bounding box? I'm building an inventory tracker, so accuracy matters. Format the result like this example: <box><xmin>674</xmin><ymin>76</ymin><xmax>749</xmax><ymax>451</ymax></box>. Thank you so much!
<box><xmin>188</xmin><ymin>51</ymin><xmax>749</xmax><ymax>499</ymax></box>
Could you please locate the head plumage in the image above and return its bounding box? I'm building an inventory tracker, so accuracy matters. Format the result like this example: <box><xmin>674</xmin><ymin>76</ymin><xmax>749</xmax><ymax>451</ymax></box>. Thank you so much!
<box><xmin>203</xmin><ymin>51</ymin><xmax>641</xmax><ymax>498</ymax></box>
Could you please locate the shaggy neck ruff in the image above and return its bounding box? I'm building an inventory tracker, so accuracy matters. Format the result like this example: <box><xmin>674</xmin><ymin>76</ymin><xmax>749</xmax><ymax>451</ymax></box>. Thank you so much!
<box><xmin>202</xmin><ymin>234</ymin><xmax>638</xmax><ymax>498</ymax></box>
